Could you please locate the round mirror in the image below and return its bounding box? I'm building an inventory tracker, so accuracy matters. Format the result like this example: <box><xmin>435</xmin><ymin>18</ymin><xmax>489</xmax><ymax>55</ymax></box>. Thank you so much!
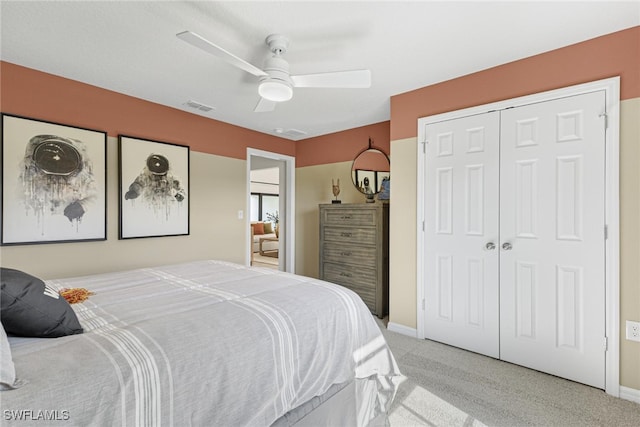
<box><xmin>351</xmin><ymin>148</ymin><xmax>390</xmax><ymax>195</ymax></box>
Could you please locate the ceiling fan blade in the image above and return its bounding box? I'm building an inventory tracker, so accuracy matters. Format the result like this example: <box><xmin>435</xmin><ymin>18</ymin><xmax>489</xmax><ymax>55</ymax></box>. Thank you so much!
<box><xmin>291</xmin><ymin>69</ymin><xmax>371</xmax><ymax>88</ymax></box>
<box><xmin>254</xmin><ymin>97</ymin><xmax>277</xmax><ymax>113</ymax></box>
<box><xmin>177</xmin><ymin>31</ymin><xmax>268</xmax><ymax>78</ymax></box>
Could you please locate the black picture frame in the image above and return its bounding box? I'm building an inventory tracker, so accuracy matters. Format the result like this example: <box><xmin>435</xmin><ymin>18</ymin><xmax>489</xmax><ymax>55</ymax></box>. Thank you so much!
<box><xmin>1</xmin><ymin>113</ymin><xmax>107</xmax><ymax>245</ymax></box>
<box><xmin>118</xmin><ymin>135</ymin><xmax>190</xmax><ymax>239</ymax></box>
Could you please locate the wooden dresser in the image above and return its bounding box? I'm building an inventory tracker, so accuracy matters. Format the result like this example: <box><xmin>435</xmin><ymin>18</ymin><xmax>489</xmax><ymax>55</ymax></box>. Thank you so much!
<box><xmin>319</xmin><ymin>203</ymin><xmax>389</xmax><ymax>317</ymax></box>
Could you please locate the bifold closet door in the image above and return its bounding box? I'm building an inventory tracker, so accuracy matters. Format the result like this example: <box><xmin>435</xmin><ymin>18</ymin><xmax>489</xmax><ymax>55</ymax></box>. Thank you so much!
<box><xmin>499</xmin><ymin>91</ymin><xmax>606</xmax><ymax>389</ymax></box>
<box><xmin>424</xmin><ymin>111</ymin><xmax>500</xmax><ymax>358</ymax></box>
<box><xmin>424</xmin><ymin>90</ymin><xmax>606</xmax><ymax>388</ymax></box>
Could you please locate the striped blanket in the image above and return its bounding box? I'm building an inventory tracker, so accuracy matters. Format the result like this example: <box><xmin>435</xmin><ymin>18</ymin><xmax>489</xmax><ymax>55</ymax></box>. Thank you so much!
<box><xmin>3</xmin><ymin>260</ymin><xmax>403</xmax><ymax>426</ymax></box>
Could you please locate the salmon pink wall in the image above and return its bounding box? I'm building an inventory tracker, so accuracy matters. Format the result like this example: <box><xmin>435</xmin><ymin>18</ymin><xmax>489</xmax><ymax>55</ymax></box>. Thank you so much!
<box><xmin>295</xmin><ymin>121</ymin><xmax>390</xmax><ymax>167</ymax></box>
<box><xmin>391</xmin><ymin>26</ymin><xmax>640</xmax><ymax>140</ymax></box>
<box><xmin>0</xmin><ymin>61</ymin><xmax>294</xmax><ymax>159</ymax></box>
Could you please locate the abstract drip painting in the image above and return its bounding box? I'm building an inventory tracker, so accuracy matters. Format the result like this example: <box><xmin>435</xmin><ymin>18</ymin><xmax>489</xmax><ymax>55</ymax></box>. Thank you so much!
<box><xmin>1</xmin><ymin>114</ymin><xmax>107</xmax><ymax>245</ymax></box>
<box><xmin>118</xmin><ymin>135</ymin><xmax>190</xmax><ymax>239</ymax></box>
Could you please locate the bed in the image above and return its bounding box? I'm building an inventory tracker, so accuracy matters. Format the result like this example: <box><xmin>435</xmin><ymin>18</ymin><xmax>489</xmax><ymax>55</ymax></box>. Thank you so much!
<box><xmin>0</xmin><ymin>260</ymin><xmax>404</xmax><ymax>426</ymax></box>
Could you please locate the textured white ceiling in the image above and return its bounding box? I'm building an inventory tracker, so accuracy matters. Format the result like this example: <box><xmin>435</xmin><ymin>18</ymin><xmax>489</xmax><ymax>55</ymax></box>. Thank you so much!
<box><xmin>1</xmin><ymin>1</ymin><xmax>638</xmax><ymax>140</ymax></box>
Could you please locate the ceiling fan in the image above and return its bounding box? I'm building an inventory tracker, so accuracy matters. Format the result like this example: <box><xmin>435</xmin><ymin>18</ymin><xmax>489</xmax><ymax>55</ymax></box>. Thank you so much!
<box><xmin>176</xmin><ymin>31</ymin><xmax>371</xmax><ymax>112</ymax></box>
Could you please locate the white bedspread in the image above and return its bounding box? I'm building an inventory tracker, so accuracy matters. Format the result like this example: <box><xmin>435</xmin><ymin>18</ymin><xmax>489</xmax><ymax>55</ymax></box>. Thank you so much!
<box><xmin>2</xmin><ymin>260</ymin><xmax>403</xmax><ymax>426</ymax></box>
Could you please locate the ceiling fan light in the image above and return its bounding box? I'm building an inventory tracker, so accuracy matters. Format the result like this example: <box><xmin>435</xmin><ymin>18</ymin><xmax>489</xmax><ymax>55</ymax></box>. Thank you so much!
<box><xmin>259</xmin><ymin>80</ymin><xmax>293</xmax><ymax>102</ymax></box>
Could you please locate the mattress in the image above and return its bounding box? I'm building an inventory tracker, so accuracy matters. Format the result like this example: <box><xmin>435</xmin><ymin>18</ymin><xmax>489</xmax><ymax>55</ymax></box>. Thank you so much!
<box><xmin>2</xmin><ymin>260</ymin><xmax>403</xmax><ymax>426</ymax></box>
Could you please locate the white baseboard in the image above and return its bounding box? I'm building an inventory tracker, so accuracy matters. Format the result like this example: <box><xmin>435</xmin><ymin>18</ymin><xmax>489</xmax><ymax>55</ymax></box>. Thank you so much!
<box><xmin>387</xmin><ymin>322</ymin><xmax>417</xmax><ymax>338</ymax></box>
<box><xmin>620</xmin><ymin>386</ymin><xmax>640</xmax><ymax>404</ymax></box>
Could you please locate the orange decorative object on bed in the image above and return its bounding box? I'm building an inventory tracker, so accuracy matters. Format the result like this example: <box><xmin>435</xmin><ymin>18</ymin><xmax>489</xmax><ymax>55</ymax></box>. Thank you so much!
<box><xmin>59</xmin><ymin>288</ymin><xmax>94</xmax><ymax>304</ymax></box>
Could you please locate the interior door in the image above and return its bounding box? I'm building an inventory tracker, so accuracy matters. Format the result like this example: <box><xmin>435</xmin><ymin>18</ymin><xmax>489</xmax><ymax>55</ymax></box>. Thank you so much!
<box><xmin>499</xmin><ymin>91</ymin><xmax>606</xmax><ymax>388</ymax></box>
<box><xmin>424</xmin><ymin>112</ymin><xmax>500</xmax><ymax>358</ymax></box>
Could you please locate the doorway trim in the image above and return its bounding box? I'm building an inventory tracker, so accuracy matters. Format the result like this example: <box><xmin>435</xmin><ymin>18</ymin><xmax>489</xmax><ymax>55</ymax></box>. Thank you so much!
<box><xmin>416</xmin><ymin>77</ymin><xmax>620</xmax><ymax>396</ymax></box>
<box><xmin>247</xmin><ymin>148</ymin><xmax>296</xmax><ymax>273</ymax></box>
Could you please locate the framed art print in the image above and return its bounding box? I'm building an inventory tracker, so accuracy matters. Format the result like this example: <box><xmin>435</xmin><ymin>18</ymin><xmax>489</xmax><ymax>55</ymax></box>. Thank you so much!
<box><xmin>1</xmin><ymin>113</ymin><xmax>107</xmax><ymax>245</ymax></box>
<box><xmin>118</xmin><ymin>135</ymin><xmax>190</xmax><ymax>239</ymax></box>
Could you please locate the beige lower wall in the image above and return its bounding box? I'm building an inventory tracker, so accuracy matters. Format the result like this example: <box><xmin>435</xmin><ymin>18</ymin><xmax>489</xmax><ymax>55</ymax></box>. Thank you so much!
<box><xmin>388</xmin><ymin>137</ymin><xmax>418</xmax><ymax>328</ymax></box>
<box><xmin>619</xmin><ymin>97</ymin><xmax>640</xmax><ymax>390</ymax></box>
<box><xmin>387</xmin><ymin>98</ymin><xmax>640</xmax><ymax>390</ymax></box>
<box><xmin>0</xmin><ymin>137</ymin><xmax>248</xmax><ymax>279</ymax></box>
<box><xmin>295</xmin><ymin>162</ymin><xmax>369</xmax><ymax>278</ymax></box>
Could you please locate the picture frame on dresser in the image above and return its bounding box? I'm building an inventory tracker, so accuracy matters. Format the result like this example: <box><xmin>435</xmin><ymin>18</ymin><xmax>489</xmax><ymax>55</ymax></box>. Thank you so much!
<box><xmin>118</xmin><ymin>135</ymin><xmax>190</xmax><ymax>239</ymax></box>
<box><xmin>1</xmin><ymin>113</ymin><xmax>107</xmax><ymax>246</ymax></box>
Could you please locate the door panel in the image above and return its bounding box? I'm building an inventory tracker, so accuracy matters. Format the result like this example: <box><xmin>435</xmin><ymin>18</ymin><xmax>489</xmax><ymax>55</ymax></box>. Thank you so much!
<box><xmin>424</xmin><ymin>112</ymin><xmax>500</xmax><ymax>358</ymax></box>
<box><xmin>499</xmin><ymin>91</ymin><xmax>606</xmax><ymax>388</ymax></box>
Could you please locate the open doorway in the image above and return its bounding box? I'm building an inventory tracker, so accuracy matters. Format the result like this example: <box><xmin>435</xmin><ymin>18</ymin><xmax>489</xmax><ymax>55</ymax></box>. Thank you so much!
<box><xmin>247</xmin><ymin>149</ymin><xmax>295</xmax><ymax>273</ymax></box>
<box><xmin>250</xmin><ymin>166</ymin><xmax>280</xmax><ymax>269</ymax></box>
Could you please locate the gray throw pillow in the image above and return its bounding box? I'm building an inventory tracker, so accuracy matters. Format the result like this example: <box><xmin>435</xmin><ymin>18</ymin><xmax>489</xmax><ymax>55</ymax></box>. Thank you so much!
<box><xmin>0</xmin><ymin>268</ymin><xmax>83</xmax><ymax>338</ymax></box>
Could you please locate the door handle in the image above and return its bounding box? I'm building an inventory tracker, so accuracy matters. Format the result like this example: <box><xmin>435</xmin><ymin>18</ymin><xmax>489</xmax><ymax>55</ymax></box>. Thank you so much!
<box><xmin>485</xmin><ymin>242</ymin><xmax>496</xmax><ymax>250</ymax></box>
<box><xmin>502</xmin><ymin>242</ymin><xmax>513</xmax><ymax>251</ymax></box>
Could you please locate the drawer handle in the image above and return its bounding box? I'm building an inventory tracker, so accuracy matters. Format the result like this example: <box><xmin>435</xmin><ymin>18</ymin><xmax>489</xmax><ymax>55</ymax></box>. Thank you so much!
<box><xmin>340</xmin><ymin>272</ymin><xmax>353</xmax><ymax>278</ymax></box>
<box><xmin>340</xmin><ymin>232</ymin><xmax>352</xmax><ymax>237</ymax></box>
<box><xmin>340</xmin><ymin>251</ymin><xmax>352</xmax><ymax>256</ymax></box>
<box><xmin>340</xmin><ymin>215</ymin><xmax>352</xmax><ymax>220</ymax></box>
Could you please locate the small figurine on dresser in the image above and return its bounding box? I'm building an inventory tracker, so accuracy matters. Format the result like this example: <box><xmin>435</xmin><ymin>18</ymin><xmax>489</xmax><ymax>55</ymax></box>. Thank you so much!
<box><xmin>331</xmin><ymin>178</ymin><xmax>341</xmax><ymax>204</ymax></box>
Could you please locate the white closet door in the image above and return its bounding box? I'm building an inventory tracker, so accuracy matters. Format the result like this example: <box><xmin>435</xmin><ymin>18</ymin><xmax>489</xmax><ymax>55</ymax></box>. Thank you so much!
<box><xmin>424</xmin><ymin>112</ymin><xmax>500</xmax><ymax>358</ymax></box>
<box><xmin>499</xmin><ymin>91</ymin><xmax>606</xmax><ymax>388</ymax></box>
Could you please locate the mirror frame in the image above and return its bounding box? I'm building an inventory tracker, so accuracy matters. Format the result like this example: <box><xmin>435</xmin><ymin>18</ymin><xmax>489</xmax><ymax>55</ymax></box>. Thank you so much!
<box><xmin>351</xmin><ymin>143</ymin><xmax>390</xmax><ymax>195</ymax></box>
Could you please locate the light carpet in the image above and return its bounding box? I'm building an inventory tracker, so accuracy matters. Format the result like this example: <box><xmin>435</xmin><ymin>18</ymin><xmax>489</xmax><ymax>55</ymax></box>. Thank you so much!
<box><xmin>377</xmin><ymin>319</ymin><xmax>640</xmax><ymax>426</ymax></box>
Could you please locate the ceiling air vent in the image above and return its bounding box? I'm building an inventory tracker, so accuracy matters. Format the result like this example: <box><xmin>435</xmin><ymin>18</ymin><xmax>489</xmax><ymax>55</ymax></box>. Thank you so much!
<box><xmin>281</xmin><ymin>128</ymin><xmax>307</xmax><ymax>138</ymax></box>
<box><xmin>183</xmin><ymin>100</ymin><xmax>215</xmax><ymax>113</ymax></box>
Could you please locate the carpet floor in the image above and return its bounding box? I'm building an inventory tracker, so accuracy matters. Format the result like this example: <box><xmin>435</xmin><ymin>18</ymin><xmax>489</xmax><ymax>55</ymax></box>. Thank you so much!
<box><xmin>377</xmin><ymin>319</ymin><xmax>640</xmax><ymax>426</ymax></box>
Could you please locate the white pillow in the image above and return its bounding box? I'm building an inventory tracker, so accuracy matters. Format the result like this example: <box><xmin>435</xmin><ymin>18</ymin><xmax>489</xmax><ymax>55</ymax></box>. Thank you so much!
<box><xmin>0</xmin><ymin>323</ymin><xmax>25</xmax><ymax>390</ymax></box>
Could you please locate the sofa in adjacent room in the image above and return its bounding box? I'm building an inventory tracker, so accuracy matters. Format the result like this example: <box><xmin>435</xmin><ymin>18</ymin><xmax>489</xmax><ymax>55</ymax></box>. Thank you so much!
<box><xmin>250</xmin><ymin>222</ymin><xmax>278</xmax><ymax>255</ymax></box>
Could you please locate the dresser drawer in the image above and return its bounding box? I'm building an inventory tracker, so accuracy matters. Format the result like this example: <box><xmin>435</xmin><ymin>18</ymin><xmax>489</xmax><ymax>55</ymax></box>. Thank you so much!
<box><xmin>322</xmin><ymin>243</ymin><xmax>377</xmax><ymax>268</ymax></box>
<box><xmin>321</xmin><ymin>208</ymin><xmax>377</xmax><ymax>227</ymax></box>
<box><xmin>359</xmin><ymin>293</ymin><xmax>377</xmax><ymax>313</ymax></box>
<box><xmin>343</xmin><ymin>284</ymin><xmax>377</xmax><ymax>313</ymax></box>
<box><xmin>322</xmin><ymin>226</ymin><xmax>376</xmax><ymax>245</ymax></box>
<box><xmin>322</xmin><ymin>262</ymin><xmax>377</xmax><ymax>290</ymax></box>
<box><xmin>322</xmin><ymin>263</ymin><xmax>377</xmax><ymax>311</ymax></box>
